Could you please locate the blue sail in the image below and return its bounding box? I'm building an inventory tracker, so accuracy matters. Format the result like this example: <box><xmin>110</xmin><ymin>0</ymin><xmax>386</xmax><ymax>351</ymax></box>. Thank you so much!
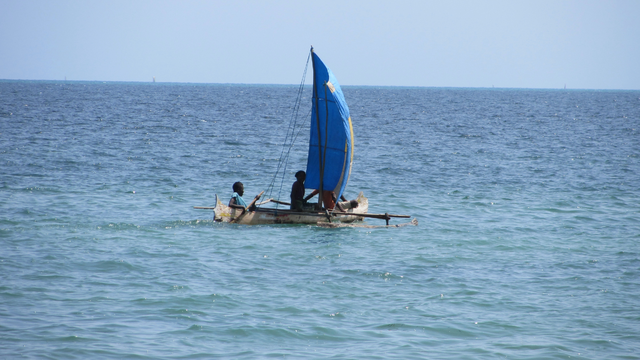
<box><xmin>305</xmin><ymin>49</ymin><xmax>354</xmax><ymax>203</ymax></box>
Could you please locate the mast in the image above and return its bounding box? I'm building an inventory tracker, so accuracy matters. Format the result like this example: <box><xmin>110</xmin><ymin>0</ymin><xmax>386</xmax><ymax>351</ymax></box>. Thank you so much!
<box><xmin>311</xmin><ymin>46</ymin><xmax>324</xmax><ymax>209</ymax></box>
<box><xmin>323</xmin><ymin>82</ymin><xmax>330</xmax><ymax>198</ymax></box>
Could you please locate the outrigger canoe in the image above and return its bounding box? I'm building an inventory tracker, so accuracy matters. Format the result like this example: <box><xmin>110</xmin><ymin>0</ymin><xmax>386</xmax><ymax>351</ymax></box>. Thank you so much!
<box><xmin>196</xmin><ymin>192</ymin><xmax>369</xmax><ymax>225</ymax></box>
<box><xmin>195</xmin><ymin>47</ymin><xmax>415</xmax><ymax>227</ymax></box>
<box><xmin>195</xmin><ymin>192</ymin><xmax>414</xmax><ymax>226</ymax></box>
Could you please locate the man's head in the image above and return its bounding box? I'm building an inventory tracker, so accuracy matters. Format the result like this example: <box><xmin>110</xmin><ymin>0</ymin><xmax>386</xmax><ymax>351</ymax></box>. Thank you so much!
<box><xmin>232</xmin><ymin>182</ymin><xmax>244</xmax><ymax>196</ymax></box>
<box><xmin>295</xmin><ymin>171</ymin><xmax>306</xmax><ymax>183</ymax></box>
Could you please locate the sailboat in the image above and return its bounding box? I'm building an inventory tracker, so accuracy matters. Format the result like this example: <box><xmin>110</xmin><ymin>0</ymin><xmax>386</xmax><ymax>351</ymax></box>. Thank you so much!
<box><xmin>195</xmin><ymin>48</ymin><xmax>412</xmax><ymax>226</ymax></box>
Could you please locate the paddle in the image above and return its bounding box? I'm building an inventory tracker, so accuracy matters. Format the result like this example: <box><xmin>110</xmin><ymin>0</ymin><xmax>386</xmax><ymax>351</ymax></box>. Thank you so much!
<box><xmin>230</xmin><ymin>191</ymin><xmax>264</xmax><ymax>224</ymax></box>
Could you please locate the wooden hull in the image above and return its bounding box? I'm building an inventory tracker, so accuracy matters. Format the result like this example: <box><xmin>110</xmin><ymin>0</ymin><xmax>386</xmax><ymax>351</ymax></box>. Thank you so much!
<box><xmin>213</xmin><ymin>192</ymin><xmax>369</xmax><ymax>225</ymax></box>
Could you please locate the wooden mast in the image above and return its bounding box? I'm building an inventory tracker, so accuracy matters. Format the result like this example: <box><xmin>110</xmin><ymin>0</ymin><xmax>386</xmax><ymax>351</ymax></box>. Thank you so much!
<box><xmin>322</xmin><ymin>82</ymin><xmax>330</xmax><ymax>205</ymax></box>
<box><xmin>311</xmin><ymin>46</ymin><xmax>324</xmax><ymax>209</ymax></box>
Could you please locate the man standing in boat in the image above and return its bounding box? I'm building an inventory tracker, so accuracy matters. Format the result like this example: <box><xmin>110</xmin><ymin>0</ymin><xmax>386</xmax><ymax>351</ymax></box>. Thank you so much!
<box><xmin>228</xmin><ymin>182</ymin><xmax>257</xmax><ymax>213</ymax></box>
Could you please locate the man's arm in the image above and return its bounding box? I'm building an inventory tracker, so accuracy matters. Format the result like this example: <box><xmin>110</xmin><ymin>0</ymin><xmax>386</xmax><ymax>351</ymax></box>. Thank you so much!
<box><xmin>304</xmin><ymin>189</ymin><xmax>318</xmax><ymax>202</ymax></box>
<box><xmin>228</xmin><ymin>197</ymin><xmax>245</xmax><ymax>210</ymax></box>
<box><xmin>248</xmin><ymin>194</ymin><xmax>261</xmax><ymax>211</ymax></box>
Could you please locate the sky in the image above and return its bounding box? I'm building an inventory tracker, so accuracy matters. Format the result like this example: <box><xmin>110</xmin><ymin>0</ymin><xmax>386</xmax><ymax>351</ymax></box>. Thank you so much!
<box><xmin>1</xmin><ymin>0</ymin><xmax>639</xmax><ymax>89</ymax></box>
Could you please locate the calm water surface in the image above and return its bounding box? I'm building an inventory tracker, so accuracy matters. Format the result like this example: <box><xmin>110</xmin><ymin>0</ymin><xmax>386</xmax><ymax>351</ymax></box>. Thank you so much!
<box><xmin>1</xmin><ymin>81</ymin><xmax>639</xmax><ymax>359</ymax></box>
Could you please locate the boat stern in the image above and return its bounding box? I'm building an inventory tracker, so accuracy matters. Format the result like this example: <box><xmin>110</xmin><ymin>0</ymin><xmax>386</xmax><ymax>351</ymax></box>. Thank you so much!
<box><xmin>213</xmin><ymin>194</ymin><xmax>235</xmax><ymax>222</ymax></box>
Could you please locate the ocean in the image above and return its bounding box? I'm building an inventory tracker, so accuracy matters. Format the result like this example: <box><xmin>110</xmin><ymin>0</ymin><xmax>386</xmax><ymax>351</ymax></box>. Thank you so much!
<box><xmin>1</xmin><ymin>81</ymin><xmax>639</xmax><ymax>359</ymax></box>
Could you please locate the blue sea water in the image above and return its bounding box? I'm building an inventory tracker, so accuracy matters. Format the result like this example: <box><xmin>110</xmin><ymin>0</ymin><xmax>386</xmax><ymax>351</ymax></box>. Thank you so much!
<box><xmin>1</xmin><ymin>81</ymin><xmax>639</xmax><ymax>359</ymax></box>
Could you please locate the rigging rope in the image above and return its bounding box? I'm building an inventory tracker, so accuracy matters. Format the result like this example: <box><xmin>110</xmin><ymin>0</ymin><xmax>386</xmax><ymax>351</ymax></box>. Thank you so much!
<box><xmin>262</xmin><ymin>52</ymin><xmax>311</xmax><ymax>208</ymax></box>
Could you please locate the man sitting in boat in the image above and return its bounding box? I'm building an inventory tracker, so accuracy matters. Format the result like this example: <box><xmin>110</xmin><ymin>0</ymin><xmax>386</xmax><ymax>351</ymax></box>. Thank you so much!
<box><xmin>290</xmin><ymin>171</ymin><xmax>308</xmax><ymax>211</ymax></box>
<box><xmin>290</xmin><ymin>170</ymin><xmax>346</xmax><ymax>212</ymax></box>
<box><xmin>228</xmin><ymin>182</ymin><xmax>256</xmax><ymax>213</ymax></box>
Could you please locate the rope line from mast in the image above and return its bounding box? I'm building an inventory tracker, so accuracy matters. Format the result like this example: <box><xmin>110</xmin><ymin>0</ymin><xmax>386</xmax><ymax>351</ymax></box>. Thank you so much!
<box><xmin>263</xmin><ymin>51</ymin><xmax>311</xmax><ymax>208</ymax></box>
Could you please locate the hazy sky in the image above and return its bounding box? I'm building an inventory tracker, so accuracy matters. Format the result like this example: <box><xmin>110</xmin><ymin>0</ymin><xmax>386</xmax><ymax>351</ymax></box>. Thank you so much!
<box><xmin>2</xmin><ymin>0</ymin><xmax>639</xmax><ymax>89</ymax></box>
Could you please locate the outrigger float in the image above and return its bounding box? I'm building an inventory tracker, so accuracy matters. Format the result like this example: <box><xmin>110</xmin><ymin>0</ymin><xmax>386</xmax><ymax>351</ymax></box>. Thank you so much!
<box><xmin>195</xmin><ymin>47</ymin><xmax>416</xmax><ymax>227</ymax></box>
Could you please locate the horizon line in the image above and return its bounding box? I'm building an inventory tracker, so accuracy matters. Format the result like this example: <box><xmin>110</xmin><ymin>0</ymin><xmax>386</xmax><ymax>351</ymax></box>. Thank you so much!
<box><xmin>0</xmin><ymin>78</ymin><xmax>638</xmax><ymax>92</ymax></box>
